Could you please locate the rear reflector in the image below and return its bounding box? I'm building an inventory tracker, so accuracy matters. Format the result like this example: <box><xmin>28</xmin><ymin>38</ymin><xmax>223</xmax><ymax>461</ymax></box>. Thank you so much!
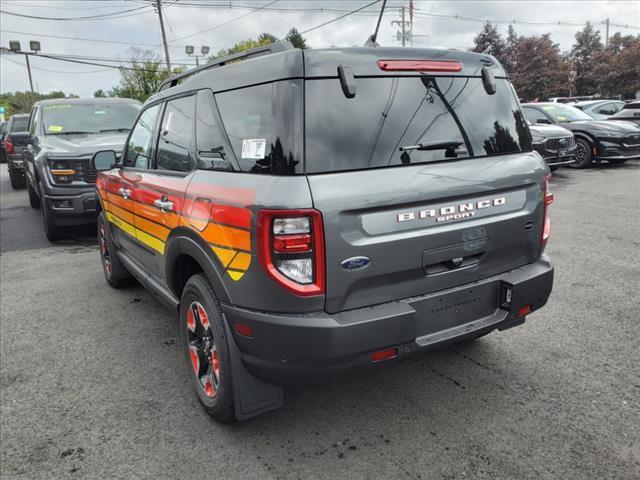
<box><xmin>377</xmin><ymin>59</ymin><xmax>463</xmax><ymax>72</ymax></box>
<box><xmin>518</xmin><ymin>305</ymin><xmax>532</xmax><ymax>317</ymax></box>
<box><xmin>371</xmin><ymin>347</ymin><xmax>398</xmax><ymax>362</ymax></box>
<box><xmin>234</xmin><ymin>322</ymin><xmax>253</xmax><ymax>338</ymax></box>
<box><xmin>273</xmin><ymin>233</ymin><xmax>312</xmax><ymax>253</ymax></box>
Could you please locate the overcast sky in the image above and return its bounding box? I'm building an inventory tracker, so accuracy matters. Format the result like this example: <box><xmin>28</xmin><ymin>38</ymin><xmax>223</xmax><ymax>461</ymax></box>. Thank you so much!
<box><xmin>1</xmin><ymin>0</ymin><xmax>638</xmax><ymax>97</ymax></box>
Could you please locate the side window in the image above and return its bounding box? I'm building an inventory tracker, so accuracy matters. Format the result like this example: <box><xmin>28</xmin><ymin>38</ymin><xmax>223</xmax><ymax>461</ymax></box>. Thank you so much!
<box><xmin>195</xmin><ymin>90</ymin><xmax>232</xmax><ymax>171</ymax></box>
<box><xmin>29</xmin><ymin>107</ymin><xmax>39</xmax><ymax>135</ymax></box>
<box><xmin>156</xmin><ymin>95</ymin><xmax>196</xmax><ymax>173</ymax></box>
<box><xmin>595</xmin><ymin>103</ymin><xmax>615</xmax><ymax>115</ymax></box>
<box><xmin>522</xmin><ymin>107</ymin><xmax>548</xmax><ymax>124</ymax></box>
<box><xmin>124</xmin><ymin>104</ymin><xmax>161</xmax><ymax>169</ymax></box>
<box><xmin>216</xmin><ymin>81</ymin><xmax>303</xmax><ymax>175</ymax></box>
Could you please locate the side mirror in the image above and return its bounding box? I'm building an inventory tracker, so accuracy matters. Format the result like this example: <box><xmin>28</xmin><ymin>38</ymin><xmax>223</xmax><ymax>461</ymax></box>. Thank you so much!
<box><xmin>10</xmin><ymin>131</ymin><xmax>33</xmax><ymax>146</ymax></box>
<box><xmin>92</xmin><ymin>150</ymin><xmax>118</xmax><ymax>171</ymax></box>
<box><xmin>536</xmin><ymin>118</ymin><xmax>552</xmax><ymax>125</ymax></box>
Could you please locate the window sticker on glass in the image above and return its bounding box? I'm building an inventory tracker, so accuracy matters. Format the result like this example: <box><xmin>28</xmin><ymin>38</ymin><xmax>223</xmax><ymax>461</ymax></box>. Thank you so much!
<box><xmin>241</xmin><ymin>138</ymin><xmax>267</xmax><ymax>159</ymax></box>
<box><xmin>94</xmin><ymin>110</ymin><xmax>106</xmax><ymax>115</ymax></box>
<box><xmin>44</xmin><ymin>104</ymin><xmax>71</xmax><ymax>110</ymax></box>
<box><xmin>48</xmin><ymin>125</ymin><xmax>64</xmax><ymax>132</ymax></box>
<box><xmin>542</xmin><ymin>105</ymin><xmax>555</xmax><ymax>110</ymax></box>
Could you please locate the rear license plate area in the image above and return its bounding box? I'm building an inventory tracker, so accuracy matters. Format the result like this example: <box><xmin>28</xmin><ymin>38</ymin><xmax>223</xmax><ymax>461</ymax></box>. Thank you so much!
<box><xmin>411</xmin><ymin>282</ymin><xmax>499</xmax><ymax>337</ymax></box>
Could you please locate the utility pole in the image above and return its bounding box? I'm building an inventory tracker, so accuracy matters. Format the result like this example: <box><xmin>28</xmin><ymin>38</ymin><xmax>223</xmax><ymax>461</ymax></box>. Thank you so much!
<box><xmin>391</xmin><ymin>7</ymin><xmax>412</xmax><ymax>47</ymax></box>
<box><xmin>604</xmin><ymin>18</ymin><xmax>610</xmax><ymax>48</ymax></box>
<box><xmin>25</xmin><ymin>54</ymin><xmax>34</xmax><ymax>92</ymax></box>
<box><xmin>156</xmin><ymin>0</ymin><xmax>171</xmax><ymax>72</ymax></box>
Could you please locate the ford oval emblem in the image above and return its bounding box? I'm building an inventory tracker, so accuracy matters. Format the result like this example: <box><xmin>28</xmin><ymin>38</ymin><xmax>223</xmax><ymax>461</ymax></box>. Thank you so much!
<box><xmin>341</xmin><ymin>256</ymin><xmax>370</xmax><ymax>271</ymax></box>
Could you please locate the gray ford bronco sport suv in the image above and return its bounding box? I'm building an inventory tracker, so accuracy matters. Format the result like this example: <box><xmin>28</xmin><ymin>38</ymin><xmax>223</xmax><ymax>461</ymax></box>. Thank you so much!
<box><xmin>91</xmin><ymin>42</ymin><xmax>554</xmax><ymax>422</ymax></box>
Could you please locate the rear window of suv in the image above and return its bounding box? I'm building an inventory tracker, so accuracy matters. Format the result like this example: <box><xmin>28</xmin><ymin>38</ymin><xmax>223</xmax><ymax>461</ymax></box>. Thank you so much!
<box><xmin>9</xmin><ymin>116</ymin><xmax>29</xmax><ymax>132</ymax></box>
<box><xmin>305</xmin><ymin>76</ymin><xmax>532</xmax><ymax>173</ymax></box>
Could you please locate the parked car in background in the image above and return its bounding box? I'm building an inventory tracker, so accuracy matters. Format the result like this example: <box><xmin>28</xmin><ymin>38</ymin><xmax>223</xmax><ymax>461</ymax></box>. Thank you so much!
<box><xmin>522</xmin><ymin>102</ymin><xmax>640</xmax><ymax>168</ymax></box>
<box><xmin>3</xmin><ymin>114</ymin><xmax>30</xmax><ymax>189</ymax></box>
<box><xmin>0</xmin><ymin>121</ymin><xmax>7</xmax><ymax>163</ymax></box>
<box><xmin>608</xmin><ymin>101</ymin><xmax>640</xmax><ymax>126</ymax></box>
<box><xmin>91</xmin><ymin>43</ymin><xmax>554</xmax><ymax>422</ymax></box>
<box><xmin>573</xmin><ymin>99</ymin><xmax>626</xmax><ymax>120</ymax></box>
<box><xmin>17</xmin><ymin>98</ymin><xmax>141</xmax><ymax>240</ymax></box>
<box><xmin>528</xmin><ymin>122</ymin><xmax>576</xmax><ymax>171</ymax></box>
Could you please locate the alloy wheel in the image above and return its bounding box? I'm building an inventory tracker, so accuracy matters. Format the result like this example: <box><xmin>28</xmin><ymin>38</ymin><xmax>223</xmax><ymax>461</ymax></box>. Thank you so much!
<box><xmin>186</xmin><ymin>301</ymin><xmax>220</xmax><ymax>398</ymax></box>
<box><xmin>98</xmin><ymin>223</ymin><xmax>112</xmax><ymax>277</ymax></box>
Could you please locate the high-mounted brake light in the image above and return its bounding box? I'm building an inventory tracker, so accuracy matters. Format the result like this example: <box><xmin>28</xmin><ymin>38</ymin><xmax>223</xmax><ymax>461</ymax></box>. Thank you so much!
<box><xmin>377</xmin><ymin>59</ymin><xmax>463</xmax><ymax>72</ymax></box>
<box><xmin>258</xmin><ymin>209</ymin><xmax>325</xmax><ymax>296</ymax></box>
<box><xmin>541</xmin><ymin>175</ymin><xmax>553</xmax><ymax>249</ymax></box>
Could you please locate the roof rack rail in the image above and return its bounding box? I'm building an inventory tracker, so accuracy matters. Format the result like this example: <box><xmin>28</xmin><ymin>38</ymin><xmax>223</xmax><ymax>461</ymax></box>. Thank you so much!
<box><xmin>158</xmin><ymin>41</ymin><xmax>295</xmax><ymax>92</ymax></box>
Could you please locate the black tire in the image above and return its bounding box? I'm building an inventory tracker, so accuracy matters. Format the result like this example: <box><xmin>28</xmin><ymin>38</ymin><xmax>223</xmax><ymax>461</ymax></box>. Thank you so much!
<box><xmin>568</xmin><ymin>138</ymin><xmax>593</xmax><ymax>169</ymax></box>
<box><xmin>606</xmin><ymin>158</ymin><xmax>628</xmax><ymax>165</ymax></box>
<box><xmin>9</xmin><ymin>169</ymin><xmax>26</xmax><ymax>189</ymax></box>
<box><xmin>97</xmin><ymin>212</ymin><xmax>131</xmax><ymax>288</ymax></box>
<box><xmin>39</xmin><ymin>182</ymin><xmax>65</xmax><ymax>241</ymax></box>
<box><xmin>180</xmin><ymin>273</ymin><xmax>235</xmax><ymax>423</ymax></box>
<box><xmin>27</xmin><ymin>181</ymin><xmax>40</xmax><ymax>209</ymax></box>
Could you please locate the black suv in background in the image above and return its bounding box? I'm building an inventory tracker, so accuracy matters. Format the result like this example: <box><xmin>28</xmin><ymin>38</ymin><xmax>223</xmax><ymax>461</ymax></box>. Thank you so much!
<box><xmin>19</xmin><ymin>98</ymin><xmax>140</xmax><ymax>240</ymax></box>
<box><xmin>3</xmin><ymin>114</ymin><xmax>30</xmax><ymax>189</ymax></box>
<box><xmin>522</xmin><ymin>102</ymin><xmax>640</xmax><ymax>168</ymax></box>
<box><xmin>528</xmin><ymin>123</ymin><xmax>576</xmax><ymax>171</ymax></box>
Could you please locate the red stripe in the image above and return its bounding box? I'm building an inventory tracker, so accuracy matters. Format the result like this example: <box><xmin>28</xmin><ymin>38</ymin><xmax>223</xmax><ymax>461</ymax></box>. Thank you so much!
<box><xmin>210</xmin><ymin>203</ymin><xmax>251</xmax><ymax>229</ymax></box>
<box><xmin>187</xmin><ymin>183</ymin><xmax>255</xmax><ymax>207</ymax></box>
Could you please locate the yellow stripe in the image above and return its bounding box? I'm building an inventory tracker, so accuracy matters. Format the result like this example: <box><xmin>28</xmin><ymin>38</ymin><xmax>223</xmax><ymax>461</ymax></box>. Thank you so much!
<box><xmin>212</xmin><ymin>247</ymin><xmax>236</xmax><ymax>268</ymax></box>
<box><xmin>227</xmin><ymin>270</ymin><xmax>245</xmax><ymax>281</ymax></box>
<box><xmin>228</xmin><ymin>252</ymin><xmax>251</xmax><ymax>271</ymax></box>
<box><xmin>106</xmin><ymin>211</ymin><xmax>165</xmax><ymax>255</ymax></box>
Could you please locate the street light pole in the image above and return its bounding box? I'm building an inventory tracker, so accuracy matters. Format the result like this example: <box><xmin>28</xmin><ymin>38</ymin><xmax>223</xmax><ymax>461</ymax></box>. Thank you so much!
<box><xmin>25</xmin><ymin>54</ymin><xmax>34</xmax><ymax>92</ymax></box>
<box><xmin>185</xmin><ymin>45</ymin><xmax>210</xmax><ymax>68</ymax></box>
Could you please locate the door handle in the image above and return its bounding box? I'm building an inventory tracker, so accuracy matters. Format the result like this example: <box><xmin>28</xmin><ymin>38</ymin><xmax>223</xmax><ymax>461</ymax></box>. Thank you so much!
<box><xmin>118</xmin><ymin>187</ymin><xmax>131</xmax><ymax>199</ymax></box>
<box><xmin>154</xmin><ymin>198</ymin><xmax>174</xmax><ymax>212</ymax></box>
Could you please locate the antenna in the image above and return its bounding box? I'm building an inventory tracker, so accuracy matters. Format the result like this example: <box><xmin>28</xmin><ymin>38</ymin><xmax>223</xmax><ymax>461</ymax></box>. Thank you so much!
<box><xmin>365</xmin><ymin>0</ymin><xmax>387</xmax><ymax>47</ymax></box>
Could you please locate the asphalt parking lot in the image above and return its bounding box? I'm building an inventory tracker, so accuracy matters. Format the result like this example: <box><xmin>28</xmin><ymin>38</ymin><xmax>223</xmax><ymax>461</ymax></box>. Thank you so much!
<box><xmin>1</xmin><ymin>163</ymin><xmax>639</xmax><ymax>479</ymax></box>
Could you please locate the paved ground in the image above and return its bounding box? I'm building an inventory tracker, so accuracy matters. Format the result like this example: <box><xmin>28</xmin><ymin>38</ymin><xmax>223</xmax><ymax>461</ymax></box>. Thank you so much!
<box><xmin>1</xmin><ymin>163</ymin><xmax>639</xmax><ymax>480</ymax></box>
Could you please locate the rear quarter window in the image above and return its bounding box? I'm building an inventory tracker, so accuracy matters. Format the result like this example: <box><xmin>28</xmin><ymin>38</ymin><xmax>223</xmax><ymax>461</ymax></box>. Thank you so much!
<box><xmin>216</xmin><ymin>80</ymin><xmax>303</xmax><ymax>175</ymax></box>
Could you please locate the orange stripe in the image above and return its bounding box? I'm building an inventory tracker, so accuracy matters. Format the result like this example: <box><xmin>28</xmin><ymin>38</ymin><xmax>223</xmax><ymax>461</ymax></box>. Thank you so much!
<box><xmin>135</xmin><ymin>215</ymin><xmax>170</xmax><ymax>241</ymax></box>
<box><xmin>106</xmin><ymin>191</ymin><xmax>136</xmax><ymax>212</ymax></box>
<box><xmin>202</xmin><ymin>223</ymin><xmax>251</xmax><ymax>251</ymax></box>
<box><xmin>136</xmin><ymin>202</ymin><xmax>181</xmax><ymax>229</ymax></box>
<box><xmin>104</xmin><ymin>200</ymin><xmax>135</xmax><ymax>225</ymax></box>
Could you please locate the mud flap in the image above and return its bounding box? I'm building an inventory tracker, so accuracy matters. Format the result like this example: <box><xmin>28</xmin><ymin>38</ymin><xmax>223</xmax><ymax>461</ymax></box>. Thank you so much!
<box><xmin>223</xmin><ymin>315</ymin><xmax>284</xmax><ymax>420</ymax></box>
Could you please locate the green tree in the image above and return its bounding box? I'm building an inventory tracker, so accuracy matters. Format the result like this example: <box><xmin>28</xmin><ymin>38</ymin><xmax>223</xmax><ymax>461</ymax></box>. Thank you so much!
<box><xmin>587</xmin><ymin>34</ymin><xmax>640</xmax><ymax>98</ymax></box>
<box><xmin>504</xmin><ymin>24</ymin><xmax>519</xmax><ymax>73</ymax></box>
<box><xmin>472</xmin><ymin>22</ymin><xmax>508</xmax><ymax>68</ymax></box>
<box><xmin>212</xmin><ymin>33</ymin><xmax>278</xmax><ymax>59</ymax></box>
<box><xmin>510</xmin><ymin>34</ymin><xmax>571</xmax><ymax>101</ymax></box>
<box><xmin>285</xmin><ymin>28</ymin><xmax>308</xmax><ymax>49</ymax></box>
<box><xmin>109</xmin><ymin>48</ymin><xmax>173</xmax><ymax>102</ymax></box>
<box><xmin>93</xmin><ymin>89</ymin><xmax>107</xmax><ymax>98</ymax></box>
<box><xmin>0</xmin><ymin>90</ymin><xmax>68</xmax><ymax>117</ymax></box>
<box><xmin>571</xmin><ymin>22</ymin><xmax>603</xmax><ymax>95</ymax></box>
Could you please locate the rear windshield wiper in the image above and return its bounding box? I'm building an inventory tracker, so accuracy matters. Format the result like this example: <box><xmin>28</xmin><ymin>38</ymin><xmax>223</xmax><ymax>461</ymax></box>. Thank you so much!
<box><xmin>399</xmin><ymin>141</ymin><xmax>463</xmax><ymax>151</ymax></box>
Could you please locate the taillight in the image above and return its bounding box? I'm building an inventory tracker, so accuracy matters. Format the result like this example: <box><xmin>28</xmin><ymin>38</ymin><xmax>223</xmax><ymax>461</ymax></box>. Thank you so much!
<box><xmin>258</xmin><ymin>209</ymin><xmax>325</xmax><ymax>296</ymax></box>
<box><xmin>4</xmin><ymin>139</ymin><xmax>15</xmax><ymax>155</ymax></box>
<box><xmin>541</xmin><ymin>174</ymin><xmax>553</xmax><ymax>248</ymax></box>
<box><xmin>377</xmin><ymin>59</ymin><xmax>463</xmax><ymax>72</ymax></box>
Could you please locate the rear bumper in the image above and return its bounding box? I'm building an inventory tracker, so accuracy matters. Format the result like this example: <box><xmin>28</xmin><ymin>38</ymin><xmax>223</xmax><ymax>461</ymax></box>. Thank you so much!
<box><xmin>223</xmin><ymin>255</ymin><xmax>554</xmax><ymax>384</ymax></box>
<box><xmin>7</xmin><ymin>155</ymin><xmax>25</xmax><ymax>171</ymax></box>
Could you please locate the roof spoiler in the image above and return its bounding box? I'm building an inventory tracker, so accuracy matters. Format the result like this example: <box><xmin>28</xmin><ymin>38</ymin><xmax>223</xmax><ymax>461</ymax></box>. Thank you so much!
<box><xmin>157</xmin><ymin>41</ymin><xmax>295</xmax><ymax>92</ymax></box>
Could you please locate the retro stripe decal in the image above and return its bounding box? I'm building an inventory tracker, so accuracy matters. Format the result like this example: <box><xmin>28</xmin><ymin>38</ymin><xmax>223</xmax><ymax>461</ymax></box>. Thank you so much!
<box><xmin>100</xmin><ymin>178</ymin><xmax>255</xmax><ymax>282</ymax></box>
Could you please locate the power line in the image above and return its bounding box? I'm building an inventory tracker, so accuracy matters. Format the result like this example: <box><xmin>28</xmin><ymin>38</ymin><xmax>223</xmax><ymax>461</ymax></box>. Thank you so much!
<box><xmin>1</xmin><ymin>54</ymin><xmax>113</xmax><ymax>74</ymax></box>
<box><xmin>0</xmin><ymin>4</ymin><xmax>155</xmax><ymax>21</ymax></box>
<box><xmin>169</xmin><ymin>0</ymin><xmax>280</xmax><ymax>43</ymax></box>
<box><xmin>300</xmin><ymin>0</ymin><xmax>382</xmax><ymax>35</ymax></box>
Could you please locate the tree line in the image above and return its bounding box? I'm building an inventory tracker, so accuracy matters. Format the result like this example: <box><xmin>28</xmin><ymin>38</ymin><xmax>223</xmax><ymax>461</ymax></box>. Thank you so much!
<box><xmin>472</xmin><ymin>22</ymin><xmax>640</xmax><ymax>101</ymax></box>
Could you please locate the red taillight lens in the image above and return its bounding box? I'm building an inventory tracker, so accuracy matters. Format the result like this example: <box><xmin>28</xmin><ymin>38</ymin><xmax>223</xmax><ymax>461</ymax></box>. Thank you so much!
<box><xmin>258</xmin><ymin>209</ymin><xmax>325</xmax><ymax>296</ymax></box>
<box><xmin>4</xmin><ymin>140</ymin><xmax>15</xmax><ymax>155</ymax></box>
<box><xmin>377</xmin><ymin>59</ymin><xmax>463</xmax><ymax>72</ymax></box>
<box><xmin>541</xmin><ymin>175</ymin><xmax>553</xmax><ymax>248</ymax></box>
